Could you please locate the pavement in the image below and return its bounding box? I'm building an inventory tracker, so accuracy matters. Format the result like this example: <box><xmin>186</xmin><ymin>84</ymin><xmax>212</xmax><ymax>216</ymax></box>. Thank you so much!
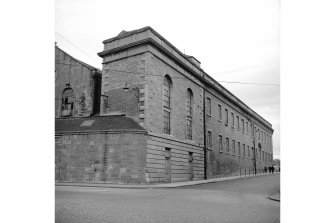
<box><xmin>56</xmin><ymin>172</ymin><xmax>280</xmax><ymax>189</ymax></box>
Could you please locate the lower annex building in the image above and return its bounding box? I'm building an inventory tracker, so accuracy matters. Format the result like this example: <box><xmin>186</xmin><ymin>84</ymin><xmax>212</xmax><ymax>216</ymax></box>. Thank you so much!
<box><xmin>55</xmin><ymin>26</ymin><xmax>274</xmax><ymax>184</ymax></box>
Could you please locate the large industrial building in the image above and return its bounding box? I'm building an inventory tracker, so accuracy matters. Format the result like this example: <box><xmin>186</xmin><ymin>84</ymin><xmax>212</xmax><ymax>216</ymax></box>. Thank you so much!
<box><xmin>55</xmin><ymin>26</ymin><xmax>274</xmax><ymax>184</ymax></box>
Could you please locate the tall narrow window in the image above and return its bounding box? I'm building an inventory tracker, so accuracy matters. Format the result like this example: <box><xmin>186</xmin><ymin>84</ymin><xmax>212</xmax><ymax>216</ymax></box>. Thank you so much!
<box><xmin>231</xmin><ymin>112</ymin><xmax>234</xmax><ymax>127</ymax></box>
<box><xmin>218</xmin><ymin>104</ymin><xmax>222</xmax><ymax>121</ymax></box>
<box><xmin>226</xmin><ymin>137</ymin><xmax>229</xmax><ymax>153</ymax></box>
<box><xmin>238</xmin><ymin>142</ymin><xmax>241</xmax><ymax>156</ymax></box>
<box><xmin>186</xmin><ymin>89</ymin><xmax>193</xmax><ymax>140</ymax></box>
<box><xmin>247</xmin><ymin>145</ymin><xmax>250</xmax><ymax>158</ymax></box>
<box><xmin>206</xmin><ymin>97</ymin><xmax>211</xmax><ymax>115</ymax></box>
<box><xmin>207</xmin><ymin>131</ymin><xmax>212</xmax><ymax>149</ymax></box>
<box><xmin>61</xmin><ymin>85</ymin><xmax>74</xmax><ymax>117</ymax></box>
<box><xmin>219</xmin><ymin>135</ymin><xmax>223</xmax><ymax>152</ymax></box>
<box><xmin>243</xmin><ymin>144</ymin><xmax>246</xmax><ymax>157</ymax></box>
<box><xmin>232</xmin><ymin>140</ymin><xmax>235</xmax><ymax>155</ymax></box>
<box><xmin>225</xmin><ymin>108</ymin><xmax>229</xmax><ymax>125</ymax></box>
<box><xmin>242</xmin><ymin>119</ymin><xmax>244</xmax><ymax>132</ymax></box>
<box><xmin>246</xmin><ymin>121</ymin><xmax>249</xmax><ymax>133</ymax></box>
<box><xmin>237</xmin><ymin>116</ymin><xmax>240</xmax><ymax>130</ymax></box>
<box><xmin>163</xmin><ymin>75</ymin><xmax>172</xmax><ymax>134</ymax></box>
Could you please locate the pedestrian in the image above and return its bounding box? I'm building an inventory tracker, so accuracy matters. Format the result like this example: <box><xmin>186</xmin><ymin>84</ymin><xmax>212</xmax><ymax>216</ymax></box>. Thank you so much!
<box><xmin>269</xmin><ymin>166</ymin><xmax>272</xmax><ymax>174</ymax></box>
<box><xmin>264</xmin><ymin>166</ymin><xmax>267</xmax><ymax>173</ymax></box>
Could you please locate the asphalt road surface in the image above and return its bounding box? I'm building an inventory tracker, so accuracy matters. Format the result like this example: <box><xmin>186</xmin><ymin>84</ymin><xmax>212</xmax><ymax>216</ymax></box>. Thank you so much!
<box><xmin>56</xmin><ymin>174</ymin><xmax>280</xmax><ymax>223</ymax></box>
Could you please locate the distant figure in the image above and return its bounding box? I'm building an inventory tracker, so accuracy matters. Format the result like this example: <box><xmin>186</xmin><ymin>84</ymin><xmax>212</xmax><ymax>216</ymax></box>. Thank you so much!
<box><xmin>264</xmin><ymin>166</ymin><xmax>267</xmax><ymax>173</ymax></box>
<box><xmin>271</xmin><ymin>166</ymin><xmax>275</xmax><ymax>174</ymax></box>
<box><xmin>269</xmin><ymin>166</ymin><xmax>273</xmax><ymax>174</ymax></box>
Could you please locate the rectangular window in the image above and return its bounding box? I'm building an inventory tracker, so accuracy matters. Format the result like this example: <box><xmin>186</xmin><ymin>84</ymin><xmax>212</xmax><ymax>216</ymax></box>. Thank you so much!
<box><xmin>207</xmin><ymin>131</ymin><xmax>212</xmax><ymax>149</ymax></box>
<box><xmin>225</xmin><ymin>137</ymin><xmax>229</xmax><ymax>153</ymax></box>
<box><xmin>225</xmin><ymin>108</ymin><xmax>229</xmax><ymax>125</ymax></box>
<box><xmin>238</xmin><ymin>142</ymin><xmax>241</xmax><ymax>156</ymax></box>
<box><xmin>237</xmin><ymin>116</ymin><xmax>240</xmax><ymax>130</ymax></box>
<box><xmin>231</xmin><ymin>112</ymin><xmax>234</xmax><ymax>127</ymax></box>
<box><xmin>243</xmin><ymin>144</ymin><xmax>246</xmax><ymax>157</ymax></box>
<box><xmin>186</xmin><ymin>119</ymin><xmax>192</xmax><ymax>140</ymax></box>
<box><xmin>247</xmin><ymin>145</ymin><xmax>250</xmax><ymax>158</ymax></box>
<box><xmin>218</xmin><ymin>104</ymin><xmax>222</xmax><ymax>121</ymax></box>
<box><xmin>206</xmin><ymin>97</ymin><xmax>211</xmax><ymax>115</ymax></box>
<box><xmin>219</xmin><ymin>135</ymin><xmax>223</xmax><ymax>152</ymax></box>
<box><xmin>246</xmin><ymin>121</ymin><xmax>249</xmax><ymax>133</ymax></box>
<box><xmin>262</xmin><ymin>151</ymin><xmax>264</xmax><ymax>161</ymax></box>
<box><xmin>163</xmin><ymin>110</ymin><xmax>170</xmax><ymax>134</ymax></box>
<box><xmin>258</xmin><ymin>129</ymin><xmax>260</xmax><ymax>140</ymax></box>
<box><xmin>242</xmin><ymin>119</ymin><xmax>244</xmax><ymax>132</ymax></box>
<box><xmin>232</xmin><ymin>140</ymin><xmax>235</xmax><ymax>155</ymax></box>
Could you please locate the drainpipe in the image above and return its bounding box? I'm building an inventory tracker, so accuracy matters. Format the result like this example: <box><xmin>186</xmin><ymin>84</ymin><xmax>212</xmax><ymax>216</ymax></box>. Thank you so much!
<box><xmin>203</xmin><ymin>88</ymin><xmax>207</xmax><ymax>179</ymax></box>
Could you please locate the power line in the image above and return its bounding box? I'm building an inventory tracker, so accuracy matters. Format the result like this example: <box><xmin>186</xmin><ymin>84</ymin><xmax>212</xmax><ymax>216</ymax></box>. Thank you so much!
<box><xmin>103</xmin><ymin>68</ymin><xmax>280</xmax><ymax>87</ymax></box>
<box><xmin>55</xmin><ymin>31</ymin><xmax>100</xmax><ymax>64</ymax></box>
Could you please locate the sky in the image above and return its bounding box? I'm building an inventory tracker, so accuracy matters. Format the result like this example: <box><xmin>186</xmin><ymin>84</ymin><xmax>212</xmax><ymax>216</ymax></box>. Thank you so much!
<box><xmin>55</xmin><ymin>0</ymin><xmax>280</xmax><ymax>159</ymax></box>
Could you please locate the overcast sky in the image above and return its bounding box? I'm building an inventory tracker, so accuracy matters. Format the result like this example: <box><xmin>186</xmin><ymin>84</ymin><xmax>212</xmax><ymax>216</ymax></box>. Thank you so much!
<box><xmin>55</xmin><ymin>0</ymin><xmax>280</xmax><ymax>159</ymax></box>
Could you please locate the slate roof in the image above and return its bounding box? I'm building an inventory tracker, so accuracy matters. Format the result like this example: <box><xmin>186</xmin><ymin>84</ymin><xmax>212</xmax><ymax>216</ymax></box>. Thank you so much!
<box><xmin>55</xmin><ymin>115</ymin><xmax>145</xmax><ymax>133</ymax></box>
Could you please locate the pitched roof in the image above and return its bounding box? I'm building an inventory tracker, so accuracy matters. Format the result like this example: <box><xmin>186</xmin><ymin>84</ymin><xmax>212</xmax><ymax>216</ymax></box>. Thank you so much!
<box><xmin>55</xmin><ymin>45</ymin><xmax>102</xmax><ymax>74</ymax></box>
<box><xmin>55</xmin><ymin>115</ymin><xmax>145</xmax><ymax>134</ymax></box>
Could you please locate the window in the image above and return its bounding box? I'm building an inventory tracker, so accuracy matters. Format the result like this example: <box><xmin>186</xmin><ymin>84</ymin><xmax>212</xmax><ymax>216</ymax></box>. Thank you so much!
<box><xmin>219</xmin><ymin>135</ymin><xmax>223</xmax><ymax>152</ymax></box>
<box><xmin>206</xmin><ymin>97</ymin><xmax>211</xmax><ymax>115</ymax></box>
<box><xmin>238</xmin><ymin>142</ymin><xmax>241</xmax><ymax>156</ymax></box>
<box><xmin>246</xmin><ymin>121</ymin><xmax>249</xmax><ymax>133</ymax></box>
<box><xmin>262</xmin><ymin>151</ymin><xmax>264</xmax><ymax>161</ymax></box>
<box><xmin>242</xmin><ymin>119</ymin><xmax>244</xmax><ymax>132</ymax></box>
<box><xmin>186</xmin><ymin>89</ymin><xmax>193</xmax><ymax>140</ymax></box>
<box><xmin>225</xmin><ymin>137</ymin><xmax>229</xmax><ymax>153</ymax></box>
<box><xmin>163</xmin><ymin>76</ymin><xmax>172</xmax><ymax>134</ymax></box>
<box><xmin>218</xmin><ymin>104</ymin><xmax>222</xmax><ymax>121</ymax></box>
<box><xmin>243</xmin><ymin>144</ymin><xmax>246</xmax><ymax>157</ymax></box>
<box><xmin>237</xmin><ymin>116</ymin><xmax>240</xmax><ymax>130</ymax></box>
<box><xmin>163</xmin><ymin>110</ymin><xmax>170</xmax><ymax>134</ymax></box>
<box><xmin>231</xmin><ymin>112</ymin><xmax>234</xmax><ymax>127</ymax></box>
<box><xmin>225</xmin><ymin>108</ymin><xmax>229</xmax><ymax>125</ymax></box>
<box><xmin>250</xmin><ymin>124</ymin><xmax>252</xmax><ymax>135</ymax></box>
<box><xmin>258</xmin><ymin>129</ymin><xmax>260</xmax><ymax>140</ymax></box>
<box><xmin>207</xmin><ymin>131</ymin><xmax>212</xmax><ymax>149</ymax></box>
<box><xmin>61</xmin><ymin>85</ymin><xmax>74</xmax><ymax>117</ymax></box>
<box><xmin>247</xmin><ymin>145</ymin><xmax>250</xmax><ymax>158</ymax></box>
<box><xmin>232</xmin><ymin>140</ymin><xmax>235</xmax><ymax>155</ymax></box>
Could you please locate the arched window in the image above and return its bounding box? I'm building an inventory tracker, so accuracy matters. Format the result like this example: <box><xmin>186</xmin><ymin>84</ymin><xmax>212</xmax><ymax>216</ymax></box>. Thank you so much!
<box><xmin>61</xmin><ymin>85</ymin><xmax>74</xmax><ymax>117</ymax></box>
<box><xmin>163</xmin><ymin>75</ymin><xmax>172</xmax><ymax>134</ymax></box>
<box><xmin>186</xmin><ymin>89</ymin><xmax>193</xmax><ymax>140</ymax></box>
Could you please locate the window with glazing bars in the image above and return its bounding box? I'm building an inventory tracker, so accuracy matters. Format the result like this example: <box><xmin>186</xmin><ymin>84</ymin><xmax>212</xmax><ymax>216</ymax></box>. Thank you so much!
<box><xmin>163</xmin><ymin>110</ymin><xmax>170</xmax><ymax>134</ymax></box>
<box><xmin>206</xmin><ymin>97</ymin><xmax>211</xmax><ymax>115</ymax></box>
<box><xmin>163</xmin><ymin>76</ymin><xmax>171</xmax><ymax>134</ymax></box>
<box><xmin>231</xmin><ymin>112</ymin><xmax>234</xmax><ymax>127</ymax></box>
<box><xmin>207</xmin><ymin>131</ymin><xmax>212</xmax><ymax>149</ymax></box>
<box><xmin>186</xmin><ymin>89</ymin><xmax>193</xmax><ymax>140</ymax></box>
<box><xmin>218</xmin><ymin>104</ymin><xmax>222</xmax><ymax>120</ymax></box>
<box><xmin>219</xmin><ymin>135</ymin><xmax>223</xmax><ymax>152</ymax></box>
<box><xmin>226</xmin><ymin>137</ymin><xmax>229</xmax><ymax>153</ymax></box>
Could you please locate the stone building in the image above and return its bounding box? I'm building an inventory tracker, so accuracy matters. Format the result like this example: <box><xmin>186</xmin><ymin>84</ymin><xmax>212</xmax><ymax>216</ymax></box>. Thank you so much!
<box><xmin>55</xmin><ymin>26</ymin><xmax>274</xmax><ymax>184</ymax></box>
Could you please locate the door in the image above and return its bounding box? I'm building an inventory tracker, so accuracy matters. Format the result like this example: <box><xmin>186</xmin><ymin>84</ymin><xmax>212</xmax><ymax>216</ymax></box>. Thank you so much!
<box><xmin>189</xmin><ymin>152</ymin><xmax>194</xmax><ymax>181</ymax></box>
<box><xmin>165</xmin><ymin>148</ymin><xmax>171</xmax><ymax>183</ymax></box>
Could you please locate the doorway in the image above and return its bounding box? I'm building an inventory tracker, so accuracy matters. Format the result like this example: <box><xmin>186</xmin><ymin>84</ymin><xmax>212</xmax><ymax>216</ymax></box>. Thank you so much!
<box><xmin>189</xmin><ymin>152</ymin><xmax>194</xmax><ymax>181</ymax></box>
<box><xmin>165</xmin><ymin>148</ymin><xmax>171</xmax><ymax>183</ymax></box>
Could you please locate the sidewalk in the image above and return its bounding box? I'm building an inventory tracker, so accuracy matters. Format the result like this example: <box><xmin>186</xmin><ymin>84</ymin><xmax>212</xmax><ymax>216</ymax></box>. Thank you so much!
<box><xmin>56</xmin><ymin>172</ymin><xmax>279</xmax><ymax>189</ymax></box>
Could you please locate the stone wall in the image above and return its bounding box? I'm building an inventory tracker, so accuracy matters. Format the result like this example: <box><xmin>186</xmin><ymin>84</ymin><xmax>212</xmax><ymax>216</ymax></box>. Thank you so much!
<box><xmin>55</xmin><ymin>132</ymin><xmax>147</xmax><ymax>183</ymax></box>
<box><xmin>55</xmin><ymin>47</ymin><xmax>94</xmax><ymax>117</ymax></box>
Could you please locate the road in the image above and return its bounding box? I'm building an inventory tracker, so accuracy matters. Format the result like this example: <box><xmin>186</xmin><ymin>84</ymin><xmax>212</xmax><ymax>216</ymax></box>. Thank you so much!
<box><xmin>56</xmin><ymin>174</ymin><xmax>280</xmax><ymax>223</ymax></box>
